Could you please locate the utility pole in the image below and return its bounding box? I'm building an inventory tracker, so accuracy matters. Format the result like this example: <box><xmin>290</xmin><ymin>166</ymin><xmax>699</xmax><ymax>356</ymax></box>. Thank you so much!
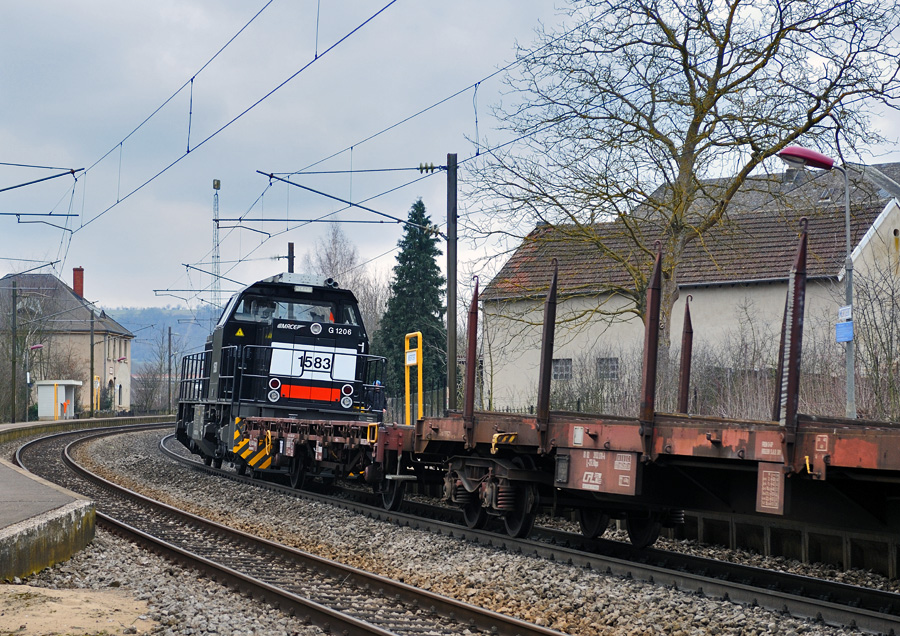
<box><xmin>168</xmin><ymin>326</ymin><xmax>172</xmax><ymax>414</ymax></box>
<box><xmin>446</xmin><ymin>153</ymin><xmax>458</xmax><ymax>411</ymax></box>
<box><xmin>212</xmin><ymin>179</ymin><xmax>222</xmax><ymax>310</ymax></box>
<box><xmin>288</xmin><ymin>242</ymin><xmax>295</xmax><ymax>273</ymax></box>
<box><xmin>841</xmin><ymin>166</ymin><xmax>857</xmax><ymax>419</ymax></box>
<box><xmin>10</xmin><ymin>281</ymin><xmax>16</xmax><ymax>423</ymax></box>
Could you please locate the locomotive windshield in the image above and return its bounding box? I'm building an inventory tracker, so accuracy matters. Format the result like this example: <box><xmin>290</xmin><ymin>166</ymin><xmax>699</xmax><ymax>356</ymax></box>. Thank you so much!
<box><xmin>230</xmin><ymin>295</ymin><xmax>361</xmax><ymax>325</ymax></box>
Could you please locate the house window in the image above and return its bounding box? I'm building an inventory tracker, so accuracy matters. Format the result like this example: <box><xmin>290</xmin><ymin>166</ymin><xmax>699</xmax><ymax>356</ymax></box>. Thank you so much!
<box><xmin>552</xmin><ymin>358</ymin><xmax>572</xmax><ymax>380</ymax></box>
<box><xmin>596</xmin><ymin>357</ymin><xmax>619</xmax><ymax>381</ymax></box>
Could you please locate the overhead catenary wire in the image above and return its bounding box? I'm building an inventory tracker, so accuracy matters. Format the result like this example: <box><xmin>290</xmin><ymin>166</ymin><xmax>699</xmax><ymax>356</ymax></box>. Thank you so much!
<box><xmin>161</xmin><ymin>167</ymin><xmax>448</xmax><ymax>304</ymax></box>
<box><xmin>287</xmin><ymin>12</ymin><xmax>600</xmax><ymax>177</ymax></box>
<box><xmin>0</xmin><ymin>162</ymin><xmax>75</xmax><ymax>170</ymax></box>
<box><xmin>135</xmin><ymin>3</ymin><xmax>858</xmax><ymax>307</ymax></box>
<box><xmin>287</xmin><ymin>0</ymin><xmax>867</xmax><ymax>189</ymax></box>
<box><xmin>3</xmin><ymin>1</ymin><xmax>278</xmax><ymax>286</ymax></box>
<box><xmin>74</xmin><ymin>1</ymin><xmax>399</xmax><ymax>233</ymax></box>
<box><xmin>182</xmin><ymin>12</ymin><xmax>608</xmax><ymax>296</ymax></box>
<box><xmin>24</xmin><ymin>4</ymin><xmax>578</xmax><ymax>305</ymax></box>
<box><xmin>0</xmin><ymin>169</ymin><xmax>83</xmax><ymax>195</ymax></box>
<box><xmin>258</xmin><ymin>171</ymin><xmax>446</xmax><ymax>238</ymax></box>
<box><xmin>80</xmin><ymin>1</ymin><xmax>276</xmax><ymax>178</ymax></box>
<box><xmin>279</xmin><ymin>167</ymin><xmax>424</xmax><ymax>175</ymax></box>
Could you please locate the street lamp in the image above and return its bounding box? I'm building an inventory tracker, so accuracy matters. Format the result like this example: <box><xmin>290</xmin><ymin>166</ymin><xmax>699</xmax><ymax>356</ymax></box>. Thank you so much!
<box><xmin>777</xmin><ymin>145</ymin><xmax>856</xmax><ymax>419</ymax></box>
<box><xmin>25</xmin><ymin>343</ymin><xmax>44</xmax><ymax>422</ymax></box>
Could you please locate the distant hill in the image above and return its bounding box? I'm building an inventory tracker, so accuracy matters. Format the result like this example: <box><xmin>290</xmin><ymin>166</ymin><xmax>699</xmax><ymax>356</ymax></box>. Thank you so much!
<box><xmin>104</xmin><ymin>306</ymin><xmax>220</xmax><ymax>367</ymax></box>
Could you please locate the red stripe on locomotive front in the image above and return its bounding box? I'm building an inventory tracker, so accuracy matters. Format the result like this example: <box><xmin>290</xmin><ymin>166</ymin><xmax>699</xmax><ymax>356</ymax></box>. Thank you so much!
<box><xmin>280</xmin><ymin>384</ymin><xmax>341</xmax><ymax>402</ymax></box>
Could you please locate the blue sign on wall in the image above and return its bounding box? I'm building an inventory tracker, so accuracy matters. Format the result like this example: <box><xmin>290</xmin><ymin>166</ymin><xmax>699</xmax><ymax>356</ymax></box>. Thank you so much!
<box><xmin>836</xmin><ymin>321</ymin><xmax>854</xmax><ymax>343</ymax></box>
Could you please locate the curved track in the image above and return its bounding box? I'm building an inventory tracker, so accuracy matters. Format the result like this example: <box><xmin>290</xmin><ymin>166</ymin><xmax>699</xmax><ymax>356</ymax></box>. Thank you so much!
<box><xmin>158</xmin><ymin>431</ymin><xmax>900</xmax><ymax>635</ymax></box>
<box><xmin>15</xmin><ymin>424</ymin><xmax>566</xmax><ymax>636</ymax></box>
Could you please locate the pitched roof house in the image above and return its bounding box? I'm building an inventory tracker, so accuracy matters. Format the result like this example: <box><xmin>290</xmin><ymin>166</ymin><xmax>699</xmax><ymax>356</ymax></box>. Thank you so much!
<box><xmin>480</xmin><ymin>163</ymin><xmax>900</xmax><ymax>414</ymax></box>
<box><xmin>0</xmin><ymin>268</ymin><xmax>134</xmax><ymax>419</ymax></box>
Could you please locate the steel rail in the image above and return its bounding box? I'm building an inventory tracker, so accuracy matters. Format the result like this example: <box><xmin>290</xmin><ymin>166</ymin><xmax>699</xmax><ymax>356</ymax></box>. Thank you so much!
<box><xmin>17</xmin><ymin>425</ymin><xmax>568</xmax><ymax>636</ymax></box>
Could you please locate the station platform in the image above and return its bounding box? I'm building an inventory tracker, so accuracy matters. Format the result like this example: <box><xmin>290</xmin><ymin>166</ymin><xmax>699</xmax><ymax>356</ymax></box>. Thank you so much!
<box><xmin>0</xmin><ymin>457</ymin><xmax>94</xmax><ymax>581</ymax></box>
<box><xmin>0</xmin><ymin>416</ymin><xmax>170</xmax><ymax>581</ymax></box>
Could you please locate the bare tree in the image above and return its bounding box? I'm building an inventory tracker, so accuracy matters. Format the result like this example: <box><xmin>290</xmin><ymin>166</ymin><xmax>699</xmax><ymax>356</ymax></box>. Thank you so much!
<box><xmin>302</xmin><ymin>223</ymin><xmax>388</xmax><ymax>335</ymax></box>
<box><xmin>354</xmin><ymin>268</ymin><xmax>389</xmax><ymax>336</ymax></box>
<box><xmin>302</xmin><ymin>224</ymin><xmax>364</xmax><ymax>287</ymax></box>
<box><xmin>854</xmin><ymin>255</ymin><xmax>900</xmax><ymax>421</ymax></box>
<box><xmin>131</xmin><ymin>327</ymin><xmax>185</xmax><ymax>414</ymax></box>
<box><xmin>467</xmin><ymin>0</ymin><xmax>900</xmax><ymax>344</ymax></box>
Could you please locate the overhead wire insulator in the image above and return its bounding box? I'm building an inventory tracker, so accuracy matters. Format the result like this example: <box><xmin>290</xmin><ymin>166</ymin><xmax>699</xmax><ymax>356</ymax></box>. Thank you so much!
<box><xmin>418</xmin><ymin>162</ymin><xmax>435</xmax><ymax>174</ymax></box>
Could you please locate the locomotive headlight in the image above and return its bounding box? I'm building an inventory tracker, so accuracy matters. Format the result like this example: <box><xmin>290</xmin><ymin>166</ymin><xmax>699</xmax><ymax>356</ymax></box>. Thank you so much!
<box><xmin>341</xmin><ymin>383</ymin><xmax>354</xmax><ymax>396</ymax></box>
<box><xmin>340</xmin><ymin>396</ymin><xmax>353</xmax><ymax>409</ymax></box>
<box><xmin>268</xmin><ymin>389</ymin><xmax>281</xmax><ymax>403</ymax></box>
<box><xmin>268</xmin><ymin>377</ymin><xmax>281</xmax><ymax>390</ymax></box>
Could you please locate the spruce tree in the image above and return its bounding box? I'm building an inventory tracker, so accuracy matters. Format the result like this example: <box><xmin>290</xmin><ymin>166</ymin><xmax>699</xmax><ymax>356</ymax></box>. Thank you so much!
<box><xmin>373</xmin><ymin>198</ymin><xmax>446</xmax><ymax>394</ymax></box>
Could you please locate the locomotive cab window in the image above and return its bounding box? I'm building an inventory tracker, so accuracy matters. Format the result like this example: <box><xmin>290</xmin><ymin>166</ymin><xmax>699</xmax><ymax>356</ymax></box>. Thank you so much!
<box><xmin>338</xmin><ymin>304</ymin><xmax>360</xmax><ymax>325</ymax></box>
<box><xmin>233</xmin><ymin>296</ymin><xmax>278</xmax><ymax>322</ymax></box>
<box><xmin>230</xmin><ymin>295</ymin><xmax>363</xmax><ymax>325</ymax></box>
<box><xmin>272</xmin><ymin>299</ymin><xmax>360</xmax><ymax>325</ymax></box>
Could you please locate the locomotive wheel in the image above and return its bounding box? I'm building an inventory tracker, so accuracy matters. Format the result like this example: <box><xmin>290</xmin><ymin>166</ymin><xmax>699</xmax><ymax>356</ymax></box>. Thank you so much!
<box><xmin>503</xmin><ymin>483</ymin><xmax>538</xmax><ymax>538</ymax></box>
<box><xmin>289</xmin><ymin>455</ymin><xmax>306</xmax><ymax>490</ymax></box>
<box><xmin>203</xmin><ymin>455</ymin><xmax>213</xmax><ymax>466</ymax></box>
<box><xmin>578</xmin><ymin>508</ymin><xmax>610</xmax><ymax>539</ymax></box>
<box><xmin>236</xmin><ymin>461</ymin><xmax>247</xmax><ymax>476</ymax></box>
<box><xmin>625</xmin><ymin>513</ymin><xmax>661</xmax><ymax>549</ymax></box>
<box><xmin>212</xmin><ymin>457</ymin><xmax>223</xmax><ymax>469</ymax></box>
<box><xmin>380</xmin><ymin>480</ymin><xmax>406</xmax><ymax>512</ymax></box>
<box><xmin>462</xmin><ymin>498</ymin><xmax>488</xmax><ymax>530</ymax></box>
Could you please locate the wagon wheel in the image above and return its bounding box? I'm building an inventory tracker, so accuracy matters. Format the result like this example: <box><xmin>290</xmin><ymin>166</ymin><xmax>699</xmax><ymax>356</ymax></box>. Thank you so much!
<box><xmin>289</xmin><ymin>454</ymin><xmax>306</xmax><ymax>490</ymax></box>
<box><xmin>625</xmin><ymin>513</ymin><xmax>661</xmax><ymax>549</ymax></box>
<box><xmin>380</xmin><ymin>479</ymin><xmax>406</xmax><ymax>512</ymax></box>
<box><xmin>236</xmin><ymin>461</ymin><xmax>247</xmax><ymax>476</ymax></box>
<box><xmin>502</xmin><ymin>482</ymin><xmax>538</xmax><ymax>539</ymax></box>
<box><xmin>462</xmin><ymin>498</ymin><xmax>487</xmax><ymax>530</ymax></box>
<box><xmin>578</xmin><ymin>508</ymin><xmax>610</xmax><ymax>539</ymax></box>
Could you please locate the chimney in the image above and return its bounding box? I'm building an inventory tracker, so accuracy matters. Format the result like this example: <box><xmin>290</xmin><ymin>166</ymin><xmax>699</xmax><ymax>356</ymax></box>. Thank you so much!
<box><xmin>73</xmin><ymin>267</ymin><xmax>84</xmax><ymax>298</ymax></box>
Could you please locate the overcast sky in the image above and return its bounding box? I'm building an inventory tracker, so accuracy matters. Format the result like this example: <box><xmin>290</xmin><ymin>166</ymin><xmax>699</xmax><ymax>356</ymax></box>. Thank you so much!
<box><xmin>2</xmin><ymin>1</ymin><xmax>899</xmax><ymax>312</ymax></box>
<box><xmin>1</xmin><ymin>1</ymin><xmax>567</xmax><ymax>310</ymax></box>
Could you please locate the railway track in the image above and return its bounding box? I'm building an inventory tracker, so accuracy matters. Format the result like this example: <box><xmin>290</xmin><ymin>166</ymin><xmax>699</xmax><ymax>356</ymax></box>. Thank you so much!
<box><xmin>14</xmin><ymin>424</ymin><xmax>567</xmax><ymax>636</ymax></box>
<box><xmin>155</xmin><ymin>430</ymin><xmax>900</xmax><ymax>635</ymax></box>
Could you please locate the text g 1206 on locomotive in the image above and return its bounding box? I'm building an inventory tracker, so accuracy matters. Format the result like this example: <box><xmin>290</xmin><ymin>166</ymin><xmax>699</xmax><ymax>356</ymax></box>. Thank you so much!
<box><xmin>175</xmin><ymin>272</ymin><xmax>391</xmax><ymax>484</ymax></box>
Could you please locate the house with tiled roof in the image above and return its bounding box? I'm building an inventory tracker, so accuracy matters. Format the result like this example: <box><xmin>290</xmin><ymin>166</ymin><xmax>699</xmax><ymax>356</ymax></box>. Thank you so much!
<box><xmin>0</xmin><ymin>267</ymin><xmax>134</xmax><ymax>420</ymax></box>
<box><xmin>480</xmin><ymin>163</ymin><xmax>900</xmax><ymax>413</ymax></box>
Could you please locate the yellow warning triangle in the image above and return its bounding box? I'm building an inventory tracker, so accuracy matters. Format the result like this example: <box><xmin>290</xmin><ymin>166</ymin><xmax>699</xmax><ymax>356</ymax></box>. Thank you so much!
<box><xmin>235</xmin><ymin>328</ymin><xmax>245</xmax><ymax>337</ymax></box>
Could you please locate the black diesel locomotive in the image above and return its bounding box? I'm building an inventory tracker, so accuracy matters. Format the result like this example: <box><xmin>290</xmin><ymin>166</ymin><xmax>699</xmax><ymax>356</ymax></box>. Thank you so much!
<box><xmin>175</xmin><ymin>272</ymin><xmax>411</xmax><ymax>506</ymax></box>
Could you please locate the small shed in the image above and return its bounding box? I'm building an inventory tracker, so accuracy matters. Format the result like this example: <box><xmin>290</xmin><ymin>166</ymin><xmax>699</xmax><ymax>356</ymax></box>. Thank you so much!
<box><xmin>36</xmin><ymin>380</ymin><xmax>83</xmax><ymax>420</ymax></box>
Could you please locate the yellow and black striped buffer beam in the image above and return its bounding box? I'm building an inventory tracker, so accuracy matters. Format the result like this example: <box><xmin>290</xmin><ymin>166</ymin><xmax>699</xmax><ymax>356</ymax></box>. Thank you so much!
<box><xmin>232</xmin><ymin>428</ymin><xmax>251</xmax><ymax>459</ymax></box>
<box><xmin>232</xmin><ymin>429</ymin><xmax>273</xmax><ymax>470</ymax></box>
<box><xmin>247</xmin><ymin>447</ymin><xmax>273</xmax><ymax>470</ymax></box>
